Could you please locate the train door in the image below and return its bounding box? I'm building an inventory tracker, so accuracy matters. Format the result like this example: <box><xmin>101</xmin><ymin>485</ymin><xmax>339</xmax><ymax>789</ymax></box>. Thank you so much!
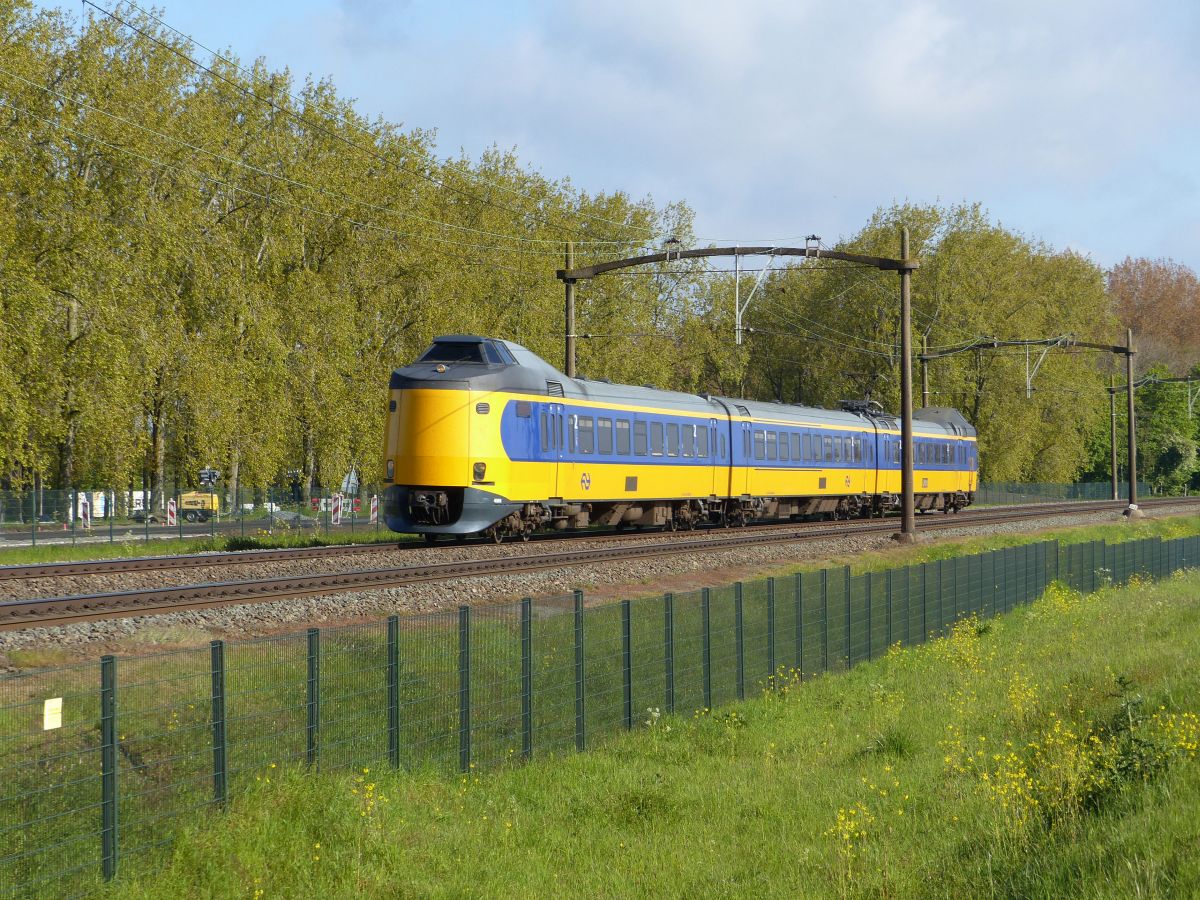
<box><xmin>545</xmin><ymin>402</ymin><xmax>566</xmax><ymax>498</ymax></box>
<box><xmin>864</xmin><ymin>422</ymin><xmax>880</xmax><ymax>497</ymax></box>
<box><xmin>731</xmin><ymin>420</ymin><xmax>752</xmax><ymax>497</ymax></box>
<box><xmin>708</xmin><ymin>418</ymin><xmax>721</xmax><ymax>496</ymax></box>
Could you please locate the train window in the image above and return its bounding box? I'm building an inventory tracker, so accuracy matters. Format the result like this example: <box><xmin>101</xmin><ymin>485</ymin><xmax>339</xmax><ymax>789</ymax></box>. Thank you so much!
<box><xmin>791</xmin><ymin>433</ymin><xmax>801</xmax><ymax>460</ymax></box>
<box><xmin>598</xmin><ymin>418</ymin><xmax>613</xmax><ymax>455</ymax></box>
<box><xmin>779</xmin><ymin>432</ymin><xmax>789</xmax><ymax>461</ymax></box>
<box><xmin>616</xmin><ymin>419</ymin><xmax>631</xmax><ymax>455</ymax></box>
<box><xmin>540</xmin><ymin>411</ymin><xmax>550</xmax><ymax>452</ymax></box>
<box><xmin>666</xmin><ymin>422</ymin><xmax>679</xmax><ymax>457</ymax></box>
<box><xmin>720</xmin><ymin>434</ymin><xmax>727</xmax><ymax>459</ymax></box>
<box><xmin>744</xmin><ymin>430</ymin><xmax>751</xmax><ymax>458</ymax></box>
<box><xmin>823</xmin><ymin>436</ymin><xmax>834</xmax><ymax>462</ymax></box>
<box><xmin>578</xmin><ymin>417</ymin><xmax>594</xmax><ymax>454</ymax></box>
<box><xmin>866</xmin><ymin>441</ymin><xmax>873</xmax><ymax>463</ymax></box>
<box><xmin>842</xmin><ymin>437</ymin><xmax>852</xmax><ymax>462</ymax></box>
<box><xmin>765</xmin><ymin>432</ymin><xmax>776</xmax><ymax>461</ymax></box>
<box><xmin>753</xmin><ymin>430</ymin><xmax>766</xmax><ymax>460</ymax></box>
<box><xmin>515</xmin><ymin>401</ymin><xmax>532</xmax><ymax>417</ymax></box>
<box><xmin>697</xmin><ymin>425</ymin><xmax>709</xmax><ymax>458</ymax></box>
<box><xmin>651</xmin><ymin>422</ymin><xmax>664</xmax><ymax>456</ymax></box>
<box><xmin>681</xmin><ymin>424</ymin><xmax>694</xmax><ymax>458</ymax></box>
<box><xmin>803</xmin><ymin>434</ymin><xmax>812</xmax><ymax>461</ymax></box>
<box><xmin>895</xmin><ymin>442</ymin><xmax>901</xmax><ymax>464</ymax></box>
<box><xmin>568</xmin><ymin>415</ymin><xmax>578</xmax><ymax>453</ymax></box>
<box><xmin>628</xmin><ymin>420</ymin><xmax>648</xmax><ymax>453</ymax></box>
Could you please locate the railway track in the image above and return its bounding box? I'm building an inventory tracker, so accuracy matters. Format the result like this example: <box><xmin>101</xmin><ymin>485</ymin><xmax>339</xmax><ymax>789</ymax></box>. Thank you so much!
<box><xmin>0</xmin><ymin>496</ymin><xmax>1181</xmax><ymax>583</ymax></box>
<box><xmin>3</xmin><ymin>497</ymin><xmax>1196</xmax><ymax>631</ymax></box>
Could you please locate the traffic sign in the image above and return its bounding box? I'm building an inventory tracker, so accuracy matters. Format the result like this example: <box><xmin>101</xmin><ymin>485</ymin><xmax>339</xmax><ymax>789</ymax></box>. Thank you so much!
<box><xmin>79</xmin><ymin>494</ymin><xmax>91</xmax><ymax>530</ymax></box>
<box><xmin>331</xmin><ymin>494</ymin><xmax>342</xmax><ymax>526</ymax></box>
<box><xmin>167</xmin><ymin>499</ymin><xmax>177</xmax><ymax>527</ymax></box>
<box><xmin>198</xmin><ymin>467</ymin><xmax>220</xmax><ymax>486</ymax></box>
<box><xmin>369</xmin><ymin>495</ymin><xmax>379</xmax><ymax>524</ymax></box>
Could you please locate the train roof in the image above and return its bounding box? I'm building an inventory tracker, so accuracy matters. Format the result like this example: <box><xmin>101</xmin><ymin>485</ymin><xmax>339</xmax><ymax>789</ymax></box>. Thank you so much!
<box><xmin>391</xmin><ymin>336</ymin><xmax>975</xmax><ymax>437</ymax></box>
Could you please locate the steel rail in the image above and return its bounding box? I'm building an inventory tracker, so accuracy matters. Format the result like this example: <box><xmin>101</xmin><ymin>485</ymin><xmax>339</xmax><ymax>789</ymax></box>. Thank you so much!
<box><xmin>4</xmin><ymin>498</ymin><xmax>1197</xmax><ymax>631</ymax></box>
<box><xmin>0</xmin><ymin>496</ymin><xmax>1181</xmax><ymax>583</ymax></box>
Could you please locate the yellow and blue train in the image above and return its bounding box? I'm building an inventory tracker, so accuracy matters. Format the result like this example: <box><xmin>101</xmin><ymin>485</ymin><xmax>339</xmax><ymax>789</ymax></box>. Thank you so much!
<box><xmin>383</xmin><ymin>336</ymin><xmax>978</xmax><ymax>540</ymax></box>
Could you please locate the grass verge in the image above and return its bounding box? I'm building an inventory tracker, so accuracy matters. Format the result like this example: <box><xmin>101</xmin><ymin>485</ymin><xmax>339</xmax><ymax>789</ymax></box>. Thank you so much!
<box><xmin>106</xmin><ymin>569</ymin><xmax>1200</xmax><ymax>898</ymax></box>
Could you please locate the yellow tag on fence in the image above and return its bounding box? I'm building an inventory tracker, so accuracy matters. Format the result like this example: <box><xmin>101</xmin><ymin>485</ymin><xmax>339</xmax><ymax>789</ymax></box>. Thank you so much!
<box><xmin>43</xmin><ymin>697</ymin><xmax>63</xmax><ymax>731</ymax></box>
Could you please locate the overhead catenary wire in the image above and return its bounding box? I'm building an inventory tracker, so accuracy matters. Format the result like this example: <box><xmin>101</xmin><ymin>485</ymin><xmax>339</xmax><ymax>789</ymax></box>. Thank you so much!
<box><xmin>79</xmin><ymin>0</ymin><xmax>663</xmax><ymax>245</ymax></box>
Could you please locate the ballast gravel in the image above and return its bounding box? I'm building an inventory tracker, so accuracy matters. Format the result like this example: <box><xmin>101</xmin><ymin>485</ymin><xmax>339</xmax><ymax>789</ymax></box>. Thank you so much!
<box><xmin>1</xmin><ymin>503</ymin><xmax>1196</xmax><ymax>661</ymax></box>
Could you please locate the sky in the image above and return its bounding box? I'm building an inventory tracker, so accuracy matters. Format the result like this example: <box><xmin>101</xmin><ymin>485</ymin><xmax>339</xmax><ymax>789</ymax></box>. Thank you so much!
<box><xmin>40</xmin><ymin>0</ymin><xmax>1200</xmax><ymax>271</ymax></box>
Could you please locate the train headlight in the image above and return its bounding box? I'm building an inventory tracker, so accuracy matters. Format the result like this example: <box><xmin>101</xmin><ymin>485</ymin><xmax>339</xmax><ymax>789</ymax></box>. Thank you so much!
<box><xmin>473</xmin><ymin>462</ymin><xmax>487</xmax><ymax>481</ymax></box>
<box><xmin>386</xmin><ymin>460</ymin><xmax>394</xmax><ymax>481</ymax></box>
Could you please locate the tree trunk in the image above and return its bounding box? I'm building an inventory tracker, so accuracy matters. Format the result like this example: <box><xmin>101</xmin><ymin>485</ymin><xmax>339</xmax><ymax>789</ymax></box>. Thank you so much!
<box><xmin>302</xmin><ymin>422</ymin><xmax>316</xmax><ymax>507</ymax></box>
<box><xmin>227</xmin><ymin>446</ymin><xmax>240</xmax><ymax>512</ymax></box>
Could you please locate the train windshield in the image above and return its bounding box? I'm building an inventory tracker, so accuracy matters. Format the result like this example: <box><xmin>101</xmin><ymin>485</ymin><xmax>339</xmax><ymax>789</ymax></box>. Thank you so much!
<box><xmin>418</xmin><ymin>342</ymin><xmax>486</xmax><ymax>364</ymax></box>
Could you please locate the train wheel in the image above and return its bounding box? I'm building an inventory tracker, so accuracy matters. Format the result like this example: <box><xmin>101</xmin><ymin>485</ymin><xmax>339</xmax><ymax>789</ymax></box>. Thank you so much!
<box><xmin>491</xmin><ymin>528</ymin><xmax>504</xmax><ymax>544</ymax></box>
<box><xmin>520</xmin><ymin>529</ymin><xmax>531</xmax><ymax>542</ymax></box>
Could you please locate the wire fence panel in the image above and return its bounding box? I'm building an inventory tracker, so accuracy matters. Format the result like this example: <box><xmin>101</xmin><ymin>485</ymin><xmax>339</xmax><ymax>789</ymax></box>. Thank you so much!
<box><xmin>529</xmin><ymin>593</ymin><xmax>578</xmax><ymax>758</ymax></box>
<box><xmin>4</xmin><ymin>531</ymin><xmax>1200</xmax><ymax>897</ymax></box>
<box><xmin>319</xmin><ymin>622</ymin><xmax>390</xmax><ymax>775</ymax></box>
<box><xmin>670</xmin><ymin>590</ymin><xmax>706</xmax><ymax>715</ymax></box>
<box><xmin>582</xmin><ymin>600</ymin><xmax>626</xmax><ymax>748</ymax></box>
<box><xmin>468</xmin><ymin>605</ymin><xmax>523</xmax><ymax>771</ymax></box>
<box><xmin>395</xmin><ymin>609</ymin><xmax>461</xmax><ymax>773</ymax></box>
<box><xmin>0</xmin><ymin>661</ymin><xmax>104</xmax><ymax>899</ymax></box>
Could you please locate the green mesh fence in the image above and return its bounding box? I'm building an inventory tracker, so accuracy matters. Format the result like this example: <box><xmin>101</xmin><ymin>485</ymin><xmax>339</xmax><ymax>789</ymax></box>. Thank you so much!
<box><xmin>2</xmin><ymin>533</ymin><xmax>1198</xmax><ymax>897</ymax></box>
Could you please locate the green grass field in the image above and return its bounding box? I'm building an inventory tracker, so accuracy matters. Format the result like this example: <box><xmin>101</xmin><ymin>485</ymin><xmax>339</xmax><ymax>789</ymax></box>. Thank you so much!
<box><xmin>99</xmin><ymin>568</ymin><xmax>1200</xmax><ymax>899</ymax></box>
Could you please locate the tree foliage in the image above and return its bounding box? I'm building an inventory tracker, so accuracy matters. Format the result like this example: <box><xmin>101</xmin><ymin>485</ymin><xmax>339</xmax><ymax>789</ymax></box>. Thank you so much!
<box><xmin>1</xmin><ymin>5</ymin><xmax>1193</xmax><ymax>499</ymax></box>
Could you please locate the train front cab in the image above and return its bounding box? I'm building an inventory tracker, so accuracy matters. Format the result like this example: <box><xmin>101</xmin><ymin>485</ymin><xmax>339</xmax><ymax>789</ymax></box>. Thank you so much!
<box><xmin>383</xmin><ymin>337</ymin><xmax>533</xmax><ymax>535</ymax></box>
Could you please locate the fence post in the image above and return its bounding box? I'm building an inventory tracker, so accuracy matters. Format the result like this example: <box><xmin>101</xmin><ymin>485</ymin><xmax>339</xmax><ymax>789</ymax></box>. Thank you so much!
<box><xmin>108</xmin><ymin>490</ymin><xmax>114</xmax><ymax>544</ymax></box>
<box><xmin>664</xmin><ymin>593</ymin><xmax>675</xmax><ymax>715</ymax></box>
<box><xmin>766</xmin><ymin>577</ymin><xmax>776</xmax><ymax>685</ymax></box>
<box><xmin>70</xmin><ymin>489</ymin><xmax>76</xmax><ymax>545</ymax></box>
<box><xmin>306</xmin><ymin>628</ymin><xmax>320</xmax><ymax>770</ymax></box>
<box><xmin>100</xmin><ymin>655</ymin><xmax>118</xmax><ymax>882</ymax></box>
<box><xmin>210</xmin><ymin>640</ymin><xmax>227</xmax><ymax>806</ymax></box>
<box><xmin>387</xmin><ymin>616</ymin><xmax>400</xmax><ymax>769</ymax></box>
<box><xmin>458</xmin><ymin>606</ymin><xmax>471</xmax><ymax>773</ymax></box>
<box><xmin>735</xmin><ymin>583</ymin><xmax>745</xmax><ymax>701</ymax></box>
<box><xmin>521</xmin><ymin>599</ymin><xmax>533</xmax><ymax>759</ymax></box>
<box><xmin>621</xmin><ymin>599</ymin><xmax>633</xmax><ymax>730</ymax></box>
<box><xmin>574</xmin><ymin>590</ymin><xmax>585</xmax><ymax>751</ymax></box>
<box><xmin>702</xmin><ymin>587</ymin><xmax>712</xmax><ymax>711</ymax></box>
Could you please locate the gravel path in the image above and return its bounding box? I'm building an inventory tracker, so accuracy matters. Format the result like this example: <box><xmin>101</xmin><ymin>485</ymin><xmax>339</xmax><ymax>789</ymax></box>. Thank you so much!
<box><xmin>1</xmin><ymin>504</ymin><xmax>1196</xmax><ymax>663</ymax></box>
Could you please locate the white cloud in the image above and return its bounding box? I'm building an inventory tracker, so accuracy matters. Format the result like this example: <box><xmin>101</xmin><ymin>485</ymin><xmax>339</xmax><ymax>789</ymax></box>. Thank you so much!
<box><xmin>265</xmin><ymin>0</ymin><xmax>1199</xmax><ymax>264</ymax></box>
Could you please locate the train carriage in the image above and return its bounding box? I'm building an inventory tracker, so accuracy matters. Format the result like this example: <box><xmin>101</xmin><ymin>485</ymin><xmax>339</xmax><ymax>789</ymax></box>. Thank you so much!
<box><xmin>383</xmin><ymin>335</ymin><xmax>978</xmax><ymax>540</ymax></box>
